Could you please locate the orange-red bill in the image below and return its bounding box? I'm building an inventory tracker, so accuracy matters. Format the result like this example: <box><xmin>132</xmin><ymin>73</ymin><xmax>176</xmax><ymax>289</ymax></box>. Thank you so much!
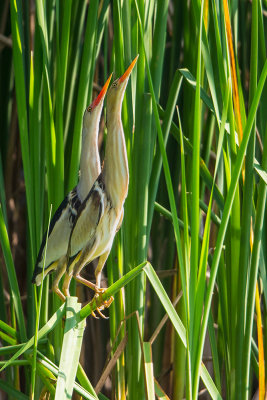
<box><xmin>89</xmin><ymin>73</ymin><xmax>113</xmax><ymax>111</ymax></box>
<box><xmin>118</xmin><ymin>55</ymin><xmax>139</xmax><ymax>83</ymax></box>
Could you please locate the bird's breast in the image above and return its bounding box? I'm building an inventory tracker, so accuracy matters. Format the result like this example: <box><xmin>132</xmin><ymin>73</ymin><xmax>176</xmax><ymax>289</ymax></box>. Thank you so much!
<box><xmin>93</xmin><ymin>202</ymin><xmax>121</xmax><ymax>257</ymax></box>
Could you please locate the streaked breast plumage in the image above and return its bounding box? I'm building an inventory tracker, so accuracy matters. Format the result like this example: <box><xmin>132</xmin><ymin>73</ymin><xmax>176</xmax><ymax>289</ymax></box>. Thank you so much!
<box><xmin>67</xmin><ymin>176</ymin><xmax>121</xmax><ymax>276</ymax></box>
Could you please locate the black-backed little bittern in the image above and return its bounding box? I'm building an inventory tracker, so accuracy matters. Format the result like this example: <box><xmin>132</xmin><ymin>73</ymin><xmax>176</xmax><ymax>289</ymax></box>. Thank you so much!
<box><xmin>32</xmin><ymin>74</ymin><xmax>112</xmax><ymax>300</ymax></box>
<box><xmin>62</xmin><ymin>57</ymin><xmax>139</xmax><ymax>312</ymax></box>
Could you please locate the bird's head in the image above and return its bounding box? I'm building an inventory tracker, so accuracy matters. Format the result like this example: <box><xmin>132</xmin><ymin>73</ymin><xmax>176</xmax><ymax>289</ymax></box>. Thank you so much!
<box><xmin>107</xmin><ymin>55</ymin><xmax>139</xmax><ymax>114</ymax></box>
<box><xmin>83</xmin><ymin>73</ymin><xmax>113</xmax><ymax>129</ymax></box>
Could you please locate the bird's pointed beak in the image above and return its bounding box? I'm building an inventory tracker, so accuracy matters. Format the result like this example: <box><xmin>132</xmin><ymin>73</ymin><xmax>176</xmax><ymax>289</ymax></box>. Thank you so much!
<box><xmin>118</xmin><ymin>55</ymin><xmax>139</xmax><ymax>83</ymax></box>
<box><xmin>88</xmin><ymin>73</ymin><xmax>113</xmax><ymax>111</ymax></box>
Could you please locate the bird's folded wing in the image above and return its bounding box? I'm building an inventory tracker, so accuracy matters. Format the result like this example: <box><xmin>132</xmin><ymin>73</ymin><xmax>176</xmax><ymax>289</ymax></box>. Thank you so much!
<box><xmin>68</xmin><ymin>186</ymin><xmax>104</xmax><ymax>258</ymax></box>
<box><xmin>32</xmin><ymin>187</ymin><xmax>81</xmax><ymax>280</ymax></box>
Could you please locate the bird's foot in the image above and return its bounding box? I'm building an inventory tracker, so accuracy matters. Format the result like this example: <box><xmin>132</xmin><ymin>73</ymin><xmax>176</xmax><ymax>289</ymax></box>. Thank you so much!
<box><xmin>94</xmin><ymin>287</ymin><xmax>114</xmax><ymax>309</ymax></box>
<box><xmin>91</xmin><ymin>308</ymin><xmax>109</xmax><ymax>319</ymax></box>
<box><xmin>91</xmin><ymin>290</ymin><xmax>114</xmax><ymax>319</ymax></box>
<box><xmin>62</xmin><ymin>286</ymin><xmax>71</xmax><ymax>298</ymax></box>
<box><xmin>53</xmin><ymin>286</ymin><xmax>66</xmax><ymax>302</ymax></box>
<box><xmin>62</xmin><ymin>273</ymin><xmax>73</xmax><ymax>298</ymax></box>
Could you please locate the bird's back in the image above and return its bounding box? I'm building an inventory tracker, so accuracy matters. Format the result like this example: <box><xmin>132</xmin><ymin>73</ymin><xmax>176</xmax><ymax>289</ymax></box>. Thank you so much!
<box><xmin>67</xmin><ymin>178</ymin><xmax>105</xmax><ymax>260</ymax></box>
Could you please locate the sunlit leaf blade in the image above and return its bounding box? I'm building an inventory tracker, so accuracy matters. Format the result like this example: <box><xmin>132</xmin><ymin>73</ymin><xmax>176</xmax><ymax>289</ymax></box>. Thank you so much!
<box><xmin>0</xmin><ymin>304</ymin><xmax>65</xmax><ymax>372</ymax></box>
<box><xmin>144</xmin><ymin>263</ymin><xmax>222</xmax><ymax>398</ymax></box>
<box><xmin>254</xmin><ymin>161</ymin><xmax>267</xmax><ymax>185</ymax></box>
<box><xmin>55</xmin><ymin>297</ymin><xmax>86</xmax><ymax>399</ymax></box>
<box><xmin>154</xmin><ymin>379</ymin><xmax>171</xmax><ymax>400</ymax></box>
<box><xmin>37</xmin><ymin>351</ymin><xmax>99</xmax><ymax>400</ymax></box>
<box><xmin>195</xmin><ymin>58</ymin><xmax>267</xmax><ymax>396</ymax></box>
<box><xmin>0</xmin><ymin>206</ymin><xmax>26</xmax><ymax>342</ymax></box>
<box><xmin>143</xmin><ymin>342</ymin><xmax>155</xmax><ymax>400</ymax></box>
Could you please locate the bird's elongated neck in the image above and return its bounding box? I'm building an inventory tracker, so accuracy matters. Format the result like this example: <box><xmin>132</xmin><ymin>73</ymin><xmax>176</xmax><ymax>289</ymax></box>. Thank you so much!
<box><xmin>102</xmin><ymin>102</ymin><xmax>129</xmax><ymax>210</ymax></box>
<box><xmin>77</xmin><ymin>115</ymin><xmax>101</xmax><ymax>201</ymax></box>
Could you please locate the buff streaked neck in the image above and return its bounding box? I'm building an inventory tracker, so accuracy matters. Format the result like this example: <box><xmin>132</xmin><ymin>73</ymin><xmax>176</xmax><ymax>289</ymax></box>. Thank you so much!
<box><xmin>77</xmin><ymin>73</ymin><xmax>113</xmax><ymax>201</ymax></box>
<box><xmin>102</xmin><ymin>82</ymin><xmax>129</xmax><ymax>210</ymax></box>
<box><xmin>77</xmin><ymin>106</ymin><xmax>102</xmax><ymax>201</ymax></box>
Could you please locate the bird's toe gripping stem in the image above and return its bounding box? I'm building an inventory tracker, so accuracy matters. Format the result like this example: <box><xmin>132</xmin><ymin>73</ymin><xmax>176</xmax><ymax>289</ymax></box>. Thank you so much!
<box><xmin>91</xmin><ymin>290</ymin><xmax>114</xmax><ymax>319</ymax></box>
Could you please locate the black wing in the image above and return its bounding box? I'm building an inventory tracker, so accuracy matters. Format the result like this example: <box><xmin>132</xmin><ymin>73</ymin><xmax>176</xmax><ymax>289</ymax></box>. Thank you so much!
<box><xmin>32</xmin><ymin>187</ymin><xmax>81</xmax><ymax>283</ymax></box>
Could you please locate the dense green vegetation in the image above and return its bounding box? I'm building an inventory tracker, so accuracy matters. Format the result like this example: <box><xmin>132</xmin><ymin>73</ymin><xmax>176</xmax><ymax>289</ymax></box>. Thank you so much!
<box><xmin>0</xmin><ymin>0</ymin><xmax>266</xmax><ymax>399</ymax></box>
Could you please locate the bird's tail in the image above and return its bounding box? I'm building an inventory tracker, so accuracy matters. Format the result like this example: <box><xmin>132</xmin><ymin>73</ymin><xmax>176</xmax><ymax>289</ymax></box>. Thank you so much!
<box><xmin>31</xmin><ymin>265</ymin><xmax>44</xmax><ymax>286</ymax></box>
<box><xmin>32</xmin><ymin>260</ymin><xmax>58</xmax><ymax>286</ymax></box>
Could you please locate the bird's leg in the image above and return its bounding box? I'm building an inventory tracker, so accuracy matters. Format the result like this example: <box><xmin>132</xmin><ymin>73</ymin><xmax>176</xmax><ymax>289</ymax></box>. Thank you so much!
<box><xmin>63</xmin><ymin>242</ymin><xmax>97</xmax><ymax>298</ymax></box>
<box><xmin>64</xmin><ymin>245</ymin><xmax>113</xmax><ymax>317</ymax></box>
<box><xmin>63</xmin><ymin>270</ymin><xmax>98</xmax><ymax>298</ymax></box>
<box><xmin>74</xmin><ymin>274</ymin><xmax>100</xmax><ymax>291</ymax></box>
<box><xmin>93</xmin><ymin>251</ymin><xmax>114</xmax><ymax>312</ymax></box>
<box><xmin>62</xmin><ymin>249</ymin><xmax>83</xmax><ymax>297</ymax></box>
<box><xmin>53</xmin><ymin>287</ymin><xmax>66</xmax><ymax>302</ymax></box>
<box><xmin>76</xmin><ymin>250</ymin><xmax>114</xmax><ymax>318</ymax></box>
<box><xmin>73</xmin><ymin>273</ymin><xmax>112</xmax><ymax>319</ymax></box>
<box><xmin>95</xmin><ymin>250</ymin><xmax>110</xmax><ymax>288</ymax></box>
<box><xmin>62</xmin><ymin>271</ymin><xmax>72</xmax><ymax>298</ymax></box>
<box><xmin>52</xmin><ymin>256</ymin><xmax>67</xmax><ymax>301</ymax></box>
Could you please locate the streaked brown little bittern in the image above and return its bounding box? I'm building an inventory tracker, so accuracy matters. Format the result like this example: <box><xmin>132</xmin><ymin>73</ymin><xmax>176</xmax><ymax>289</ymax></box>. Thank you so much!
<box><xmin>32</xmin><ymin>74</ymin><xmax>112</xmax><ymax>300</ymax></box>
<box><xmin>62</xmin><ymin>56</ymin><xmax>139</xmax><ymax>306</ymax></box>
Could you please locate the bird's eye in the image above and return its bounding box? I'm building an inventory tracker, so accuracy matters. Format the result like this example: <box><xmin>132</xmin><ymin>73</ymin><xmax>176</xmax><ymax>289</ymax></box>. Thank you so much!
<box><xmin>87</xmin><ymin>106</ymin><xmax>92</xmax><ymax>112</ymax></box>
<box><xmin>112</xmin><ymin>81</ymin><xmax>118</xmax><ymax>88</ymax></box>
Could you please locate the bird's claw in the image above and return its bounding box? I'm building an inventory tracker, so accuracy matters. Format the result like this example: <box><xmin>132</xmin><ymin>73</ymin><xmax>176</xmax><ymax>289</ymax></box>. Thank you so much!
<box><xmin>102</xmin><ymin>295</ymin><xmax>114</xmax><ymax>309</ymax></box>
<box><xmin>94</xmin><ymin>286</ymin><xmax>114</xmax><ymax>308</ymax></box>
<box><xmin>94</xmin><ymin>286</ymin><xmax>106</xmax><ymax>294</ymax></box>
<box><xmin>91</xmin><ymin>291</ymin><xmax>114</xmax><ymax>319</ymax></box>
<box><xmin>95</xmin><ymin>292</ymin><xmax>114</xmax><ymax>309</ymax></box>
<box><xmin>91</xmin><ymin>308</ymin><xmax>109</xmax><ymax>319</ymax></box>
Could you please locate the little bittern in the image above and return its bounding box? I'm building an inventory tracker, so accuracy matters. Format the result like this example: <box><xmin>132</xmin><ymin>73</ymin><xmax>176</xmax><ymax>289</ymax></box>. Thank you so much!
<box><xmin>62</xmin><ymin>57</ymin><xmax>139</xmax><ymax>306</ymax></box>
<box><xmin>32</xmin><ymin>74</ymin><xmax>112</xmax><ymax>300</ymax></box>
